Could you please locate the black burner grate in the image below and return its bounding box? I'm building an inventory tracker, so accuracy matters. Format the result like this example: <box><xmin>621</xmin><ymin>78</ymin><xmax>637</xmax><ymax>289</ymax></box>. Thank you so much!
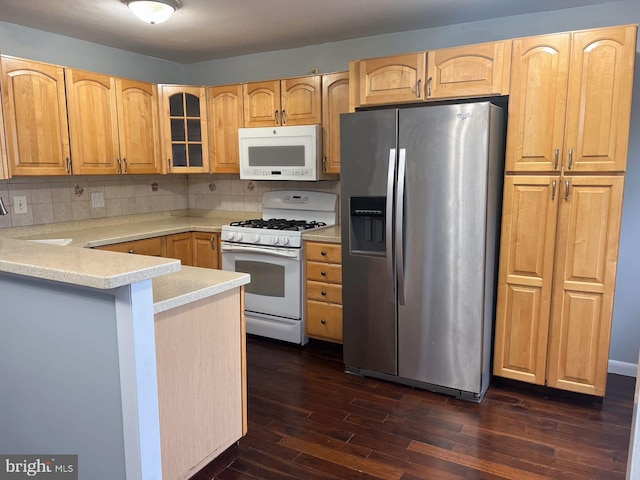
<box><xmin>229</xmin><ymin>218</ymin><xmax>326</xmax><ymax>231</ymax></box>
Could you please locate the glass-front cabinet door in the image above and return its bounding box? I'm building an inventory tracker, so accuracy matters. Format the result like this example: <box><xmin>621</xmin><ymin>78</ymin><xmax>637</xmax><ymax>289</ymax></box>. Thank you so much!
<box><xmin>159</xmin><ymin>85</ymin><xmax>209</xmax><ymax>173</ymax></box>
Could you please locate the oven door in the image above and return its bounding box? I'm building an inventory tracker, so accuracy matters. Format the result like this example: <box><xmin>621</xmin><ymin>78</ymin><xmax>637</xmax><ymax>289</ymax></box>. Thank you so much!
<box><xmin>221</xmin><ymin>242</ymin><xmax>302</xmax><ymax>319</ymax></box>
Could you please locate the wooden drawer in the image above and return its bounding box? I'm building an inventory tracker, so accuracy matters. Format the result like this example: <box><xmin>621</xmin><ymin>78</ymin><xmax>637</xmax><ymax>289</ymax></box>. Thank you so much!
<box><xmin>95</xmin><ymin>236</ymin><xmax>166</xmax><ymax>257</ymax></box>
<box><xmin>305</xmin><ymin>242</ymin><xmax>342</xmax><ymax>263</ymax></box>
<box><xmin>306</xmin><ymin>280</ymin><xmax>342</xmax><ymax>304</ymax></box>
<box><xmin>306</xmin><ymin>300</ymin><xmax>343</xmax><ymax>342</ymax></box>
<box><xmin>306</xmin><ymin>261</ymin><xmax>342</xmax><ymax>284</ymax></box>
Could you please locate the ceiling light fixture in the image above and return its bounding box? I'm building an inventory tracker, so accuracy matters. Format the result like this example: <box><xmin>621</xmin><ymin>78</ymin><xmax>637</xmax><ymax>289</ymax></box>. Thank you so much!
<box><xmin>124</xmin><ymin>0</ymin><xmax>180</xmax><ymax>25</ymax></box>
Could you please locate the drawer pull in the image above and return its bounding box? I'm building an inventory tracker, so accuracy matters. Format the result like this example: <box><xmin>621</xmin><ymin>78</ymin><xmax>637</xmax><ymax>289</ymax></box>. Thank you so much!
<box><xmin>321</xmin><ymin>319</ymin><xmax>326</xmax><ymax>325</ymax></box>
<box><xmin>321</xmin><ymin>251</ymin><xmax>327</xmax><ymax>256</ymax></box>
<box><xmin>321</xmin><ymin>291</ymin><xmax>327</xmax><ymax>296</ymax></box>
<box><xmin>321</xmin><ymin>271</ymin><xmax>327</xmax><ymax>276</ymax></box>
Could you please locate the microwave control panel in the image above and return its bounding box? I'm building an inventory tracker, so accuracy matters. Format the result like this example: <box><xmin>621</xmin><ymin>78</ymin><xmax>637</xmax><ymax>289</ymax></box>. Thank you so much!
<box><xmin>241</xmin><ymin>168</ymin><xmax>314</xmax><ymax>180</ymax></box>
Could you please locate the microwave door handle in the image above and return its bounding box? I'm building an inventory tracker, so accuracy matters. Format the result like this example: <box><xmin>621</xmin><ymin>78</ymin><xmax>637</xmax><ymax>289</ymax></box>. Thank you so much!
<box><xmin>221</xmin><ymin>243</ymin><xmax>298</xmax><ymax>258</ymax></box>
<box><xmin>386</xmin><ymin>148</ymin><xmax>396</xmax><ymax>303</ymax></box>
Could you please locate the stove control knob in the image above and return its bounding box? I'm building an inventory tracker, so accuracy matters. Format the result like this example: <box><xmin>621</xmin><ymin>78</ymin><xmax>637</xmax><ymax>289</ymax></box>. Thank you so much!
<box><xmin>224</xmin><ymin>232</ymin><xmax>235</xmax><ymax>241</ymax></box>
<box><xmin>272</xmin><ymin>236</ymin><xmax>280</xmax><ymax>245</ymax></box>
<box><xmin>252</xmin><ymin>234</ymin><xmax>261</xmax><ymax>243</ymax></box>
<box><xmin>282</xmin><ymin>237</ymin><xmax>290</xmax><ymax>246</ymax></box>
<box><xmin>236</xmin><ymin>233</ymin><xmax>243</xmax><ymax>241</ymax></box>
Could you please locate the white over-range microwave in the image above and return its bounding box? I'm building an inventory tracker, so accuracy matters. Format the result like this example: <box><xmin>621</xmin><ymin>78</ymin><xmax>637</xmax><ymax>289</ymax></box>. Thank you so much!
<box><xmin>238</xmin><ymin>125</ymin><xmax>334</xmax><ymax>181</ymax></box>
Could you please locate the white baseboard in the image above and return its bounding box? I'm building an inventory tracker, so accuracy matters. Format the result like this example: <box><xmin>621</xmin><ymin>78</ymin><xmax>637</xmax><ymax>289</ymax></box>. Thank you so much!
<box><xmin>609</xmin><ymin>360</ymin><xmax>638</xmax><ymax>377</ymax></box>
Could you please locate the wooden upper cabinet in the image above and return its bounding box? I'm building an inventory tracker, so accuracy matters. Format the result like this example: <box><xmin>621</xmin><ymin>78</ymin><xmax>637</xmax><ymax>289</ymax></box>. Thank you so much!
<box><xmin>281</xmin><ymin>76</ymin><xmax>321</xmax><ymax>125</ymax></box>
<box><xmin>564</xmin><ymin>25</ymin><xmax>636</xmax><ymax>173</ymax></box>
<box><xmin>65</xmin><ymin>69</ymin><xmax>120</xmax><ymax>175</ymax></box>
<box><xmin>243</xmin><ymin>80</ymin><xmax>280</xmax><ymax>127</ymax></box>
<box><xmin>160</xmin><ymin>85</ymin><xmax>210</xmax><ymax>173</ymax></box>
<box><xmin>208</xmin><ymin>84</ymin><xmax>243</xmax><ymax>173</ymax></box>
<box><xmin>243</xmin><ymin>76</ymin><xmax>320</xmax><ymax>127</ymax></box>
<box><xmin>426</xmin><ymin>40</ymin><xmax>511</xmax><ymax>100</ymax></box>
<box><xmin>115</xmin><ymin>78</ymin><xmax>161</xmax><ymax>174</ymax></box>
<box><xmin>506</xmin><ymin>25</ymin><xmax>636</xmax><ymax>174</ymax></box>
<box><xmin>506</xmin><ymin>33</ymin><xmax>571</xmax><ymax>173</ymax></box>
<box><xmin>352</xmin><ymin>52</ymin><xmax>426</xmax><ymax>107</ymax></box>
<box><xmin>1</xmin><ymin>56</ymin><xmax>70</xmax><ymax>176</ymax></box>
<box><xmin>546</xmin><ymin>176</ymin><xmax>624</xmax><ymax>395</ymax></box>
<box><xmin>322</xmin><ymin>71</ymin><xmax>349</xmax><ymax>174</ymax></box>
<box><xmin>0</xmin><ymin>92</ymin><xmax>9</xmax><ymax>179</ymax></box>
<box><xmin>493</xmin><ymin>176</ymin><xmax>560</xmax><ymax>385</ymax></box>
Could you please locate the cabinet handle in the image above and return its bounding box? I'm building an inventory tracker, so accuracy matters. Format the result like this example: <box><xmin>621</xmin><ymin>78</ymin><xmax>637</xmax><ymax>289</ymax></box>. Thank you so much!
<box><xmin>551</xmin><ymin>180</ymin><xmax>557</xmax><ymax>201</ymax></box>
<box><xmin>322</xmin><ymin>156</ymin><xmax>327</xmax><ymax>172</ymax></box>
<box><xmin>416</xmin><ymin>79</ymin><xmax>422</xmax><ymax>98</ymax></box>
<box><xmin>321</xmin><ymin>271</ymin><xmax>327</xmax><ymax>276</ymax></box>
<box><xmin>321</xmin><ymin>291</ymin><xmax>327</xmax><ymax>296</ymax></box>
<box><xmin>565</xmin><ymin>179</ymin><xmax>570</xmax><ymax>201</ymax></box>
<box><xmin>167</xmin><ymin>158</ymin><xmax>171</xmax><ymax>172</ymax></box>
<box><xmin>282</xmin><ymin>110</ymin><xmax>286</xmax><ymax>125</ymax></box>
<box><xmin>321</xmin><ymin>319</ymin><xmax>327</xmax><ymax>325</ymax></box>
<box><xmin>568</xmin><ymin>148</ymin><xmax>573</xmax><ymax>170</ymax></box>
<box><xmin>117</xmin><ymin>157</ymin><xmax>122</xmax><ymax>174</ymax></box>
<box><xmin>123</xmin><ymin>158</ymin><xmax>128</xmax><ymax>174</ymax></box>
<box><xmin>427</xmin><ymin>77</ymin><xmax>432</xmax><ymax>97</ymax></box>
<box><xmin>554</xmin><ymin>149</ymin><xmax>559</xmax><ymax>170</ymax></box>
<box><xmin>65</xmin><ymin>157</ymin><xmax>71</xmax><ymax>174</ymax></box>
<box><xmin>210</xmin><ymin>235</ymin><xmax>216</xmax><ymax>250</ymax></box>
<box><xmin>274</xmin><ymin>110</ymin><xmax>279</xmax><ymax>125</ymax></box>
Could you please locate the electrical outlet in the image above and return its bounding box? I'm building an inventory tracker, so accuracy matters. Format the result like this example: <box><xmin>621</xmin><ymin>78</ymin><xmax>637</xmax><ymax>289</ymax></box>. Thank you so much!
<box><xmin>13</xmin><ymin>196</ymin><xmax>27</xmax><ymax>214</ymax></box>
<box><xmin>91</xmin><ymin>192</ymin><xmax>105</xmax><ymax>208</ymax></box>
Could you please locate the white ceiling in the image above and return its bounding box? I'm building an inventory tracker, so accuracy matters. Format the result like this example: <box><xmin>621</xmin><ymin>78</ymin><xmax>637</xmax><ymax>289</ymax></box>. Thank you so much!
<box><xmin>0</xmin><ymin>0</ymin><xmax>621</xmax><ymax>64</ymax></box>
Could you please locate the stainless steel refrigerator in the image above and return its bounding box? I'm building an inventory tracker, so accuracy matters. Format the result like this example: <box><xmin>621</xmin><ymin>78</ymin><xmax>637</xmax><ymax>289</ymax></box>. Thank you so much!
<box><xmin>340</xmin><ymin>102</ymin><xmax>505</xmax><ymax>402</ymax></box>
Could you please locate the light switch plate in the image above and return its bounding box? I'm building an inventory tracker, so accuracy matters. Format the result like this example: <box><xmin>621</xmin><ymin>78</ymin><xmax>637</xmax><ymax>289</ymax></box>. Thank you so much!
<box><xmin>91</xmin><ymin>192</ymin><xmax>105</xmax><ymax>208</ymax></box>
<box><xmin>13</xmin><ymin>196</ymin><xmax>27</xmax><ymax>214</ymax></box>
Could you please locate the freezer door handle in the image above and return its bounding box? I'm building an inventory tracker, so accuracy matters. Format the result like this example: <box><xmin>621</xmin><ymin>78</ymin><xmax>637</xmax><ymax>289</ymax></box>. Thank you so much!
<box><xmin>396</xmin><ymin>148</ymin><xmax>406</xmax><ymax>306</ymax></box>
<box><xmin>386</xmin><ymin>148</ymin><xmax>396</xmax><ymax>301</ymax></box>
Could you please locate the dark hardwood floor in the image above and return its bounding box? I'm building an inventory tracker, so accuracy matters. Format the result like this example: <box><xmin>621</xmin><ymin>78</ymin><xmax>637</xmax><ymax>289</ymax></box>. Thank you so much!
<box><xmin>216</xmin><ymin>336</ymin><xmax>635</xmax><ymax>480</ymax></box>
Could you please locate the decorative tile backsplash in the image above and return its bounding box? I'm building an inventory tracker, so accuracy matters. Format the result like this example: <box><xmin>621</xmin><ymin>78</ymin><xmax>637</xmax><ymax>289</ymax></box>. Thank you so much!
<box><xmin>0</xmin><ymin>174</ymin><xmax>341</xmax><ymax>229</ymax></box>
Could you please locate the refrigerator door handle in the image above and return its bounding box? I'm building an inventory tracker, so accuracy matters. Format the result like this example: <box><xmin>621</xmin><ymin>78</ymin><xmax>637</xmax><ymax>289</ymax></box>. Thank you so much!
<box><xmin>386</xmin><ymin>148</ymin><xmax>396</xmax><ymax>300</ymax></box>
<box><xmin>396</xmin><ymin>148</ymin><xmax>407</xmax><ymax>306</ymax></box>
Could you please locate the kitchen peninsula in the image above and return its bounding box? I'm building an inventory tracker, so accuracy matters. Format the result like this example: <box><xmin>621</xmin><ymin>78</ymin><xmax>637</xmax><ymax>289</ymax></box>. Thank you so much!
<box><xmin>0</xmin><ymin>213</ymin><xmax>251</xmax><ymax>480</ymax></box>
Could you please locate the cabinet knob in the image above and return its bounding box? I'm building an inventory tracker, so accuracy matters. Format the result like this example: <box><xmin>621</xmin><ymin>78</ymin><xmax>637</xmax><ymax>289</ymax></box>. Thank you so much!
<box><xmin>321</xmin><ymin>319</ymin><xmax>326</xmax><ymax>325</ymax></box>
<box><xmin>321</xmin><ymin>291</ymin><xmax>327</xmax><ymax>296</ymax></box>
<box><xmin>321</xmin><ymin>251</ymin><xmax>327</xmax><ymax>256</ymax></box>
<box><xmin>129</xmin><ymin>249</ymin><xmax>135</xmax><ymax>254</ymax></box>
<box><xmin>321</xmin><ymin>271</ymin><xmax>327</xmax><ymax>276</ymax></box>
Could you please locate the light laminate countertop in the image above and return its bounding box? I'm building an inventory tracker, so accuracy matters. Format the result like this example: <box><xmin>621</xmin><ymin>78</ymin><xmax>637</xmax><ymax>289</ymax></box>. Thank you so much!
<box><xmin>0</xmin><ymin>211</ymin><xmax>339</xmax><ymax>300</ymax></box>
<box><xmin>153</xmin><ymin>266</ymin><xmax>250</xmax><ymax>314</ymax></box>
<box><xmin>0</xmin><ymin>237</ymin><xmax>180</xmax><ymax>289</ymax></box>
<box><xmin>0</xmin><ymin>211</ymin><xmax>255</xmax><ymax>291</ymax></box>
<box><xmin>302</xmin><ymin>225</ymin><xmax>341</xmax><ymax>244</ymax></box>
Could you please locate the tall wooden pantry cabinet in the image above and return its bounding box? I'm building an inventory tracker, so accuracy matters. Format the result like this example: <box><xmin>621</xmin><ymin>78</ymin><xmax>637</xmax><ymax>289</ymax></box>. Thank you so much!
<box><xmin>493</xmin><ymin>25</ymin><xmax>636</xmax><ymax>396</ymax></box>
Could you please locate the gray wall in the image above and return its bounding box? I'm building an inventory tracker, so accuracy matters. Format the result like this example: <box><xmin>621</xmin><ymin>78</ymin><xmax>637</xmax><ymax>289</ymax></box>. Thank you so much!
<box><xmin>0</xmin><ymin>21</ymin><xmax>184</xmax><ymax>84</ymax></box>
<box><xmin>0</xmin><ymin>273</ymin><xmax>126</xmax><ymax>479</ymax></box>
<box><xmin>0</xmin><ymin>0</ymin><xmax>639</xmax><ymax>367</ymax></box>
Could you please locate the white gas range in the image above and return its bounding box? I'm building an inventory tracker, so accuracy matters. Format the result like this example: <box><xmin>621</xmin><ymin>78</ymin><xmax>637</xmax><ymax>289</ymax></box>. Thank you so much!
<box><xmin>221</xmin><ymin>190</ymin><xmax>337</xmax><ymax>345</ymax></box>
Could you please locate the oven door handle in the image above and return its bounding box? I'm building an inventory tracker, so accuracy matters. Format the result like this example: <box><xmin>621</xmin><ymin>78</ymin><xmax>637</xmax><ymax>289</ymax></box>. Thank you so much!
<box><xmin>221</xmin><ymin>243</ymin><xmax>300</xmax><ymax>258</ymax></box>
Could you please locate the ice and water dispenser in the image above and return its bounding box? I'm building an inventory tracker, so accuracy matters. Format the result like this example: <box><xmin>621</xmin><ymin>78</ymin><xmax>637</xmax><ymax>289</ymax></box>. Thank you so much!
<box><xmin>349</xmin><ymin>197</ymin><xmax>386</xmax><ymax>255</ymax></box>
